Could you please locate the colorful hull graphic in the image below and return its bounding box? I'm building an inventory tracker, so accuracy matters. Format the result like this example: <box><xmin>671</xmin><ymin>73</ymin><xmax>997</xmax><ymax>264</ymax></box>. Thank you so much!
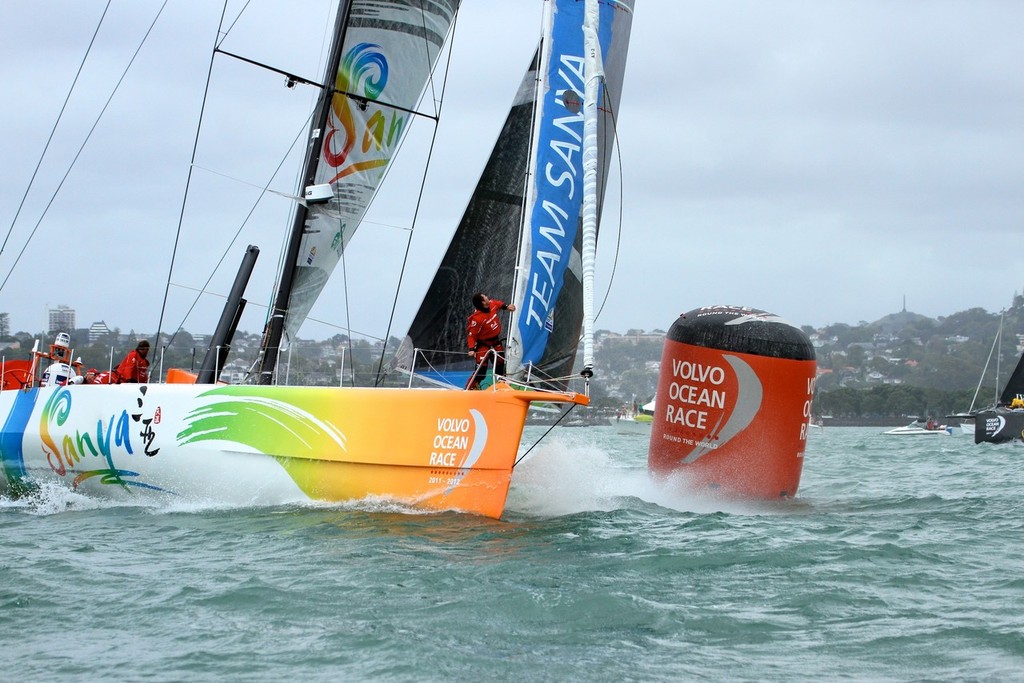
<box><xmin>0</xmin><ymin>382</ymin><xmax>585</xmax><ymax>518</ymax></box>
<box><xmin>973</xmin><ymin>408</ymin><xmax>1024</xmax><ymax>444</ymax></box>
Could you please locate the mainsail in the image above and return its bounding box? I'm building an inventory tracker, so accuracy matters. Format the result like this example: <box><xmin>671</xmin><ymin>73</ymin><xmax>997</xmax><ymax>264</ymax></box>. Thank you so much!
<box><xmin>259</xmin><ymin>0</ymin><xmax>461</xmax><ymax>382</ymax></box>
<box><xmin>997</xmin><ymin>349</ymin><xmax>1024</xmax><ymax>407</ymax></box>
<box><xmin>400</xmin><ymin>0</ymin><xmax>634</xmax><ymax>389</ymax></box>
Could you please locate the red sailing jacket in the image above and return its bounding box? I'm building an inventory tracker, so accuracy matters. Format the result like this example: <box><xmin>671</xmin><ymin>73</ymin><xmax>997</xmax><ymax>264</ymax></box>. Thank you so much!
<box><xmin>467</xmin><ymin>299</ymin><xmax>508</xmax><ymax>352</ymax></box>
<box><xmin>116</xmin><ymin>350</ymin><xmax>150</xmax><ymax>383</ymax></box>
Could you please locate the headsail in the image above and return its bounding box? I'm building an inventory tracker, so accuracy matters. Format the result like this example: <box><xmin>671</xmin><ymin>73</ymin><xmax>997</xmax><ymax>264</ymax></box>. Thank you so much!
<box><xmin>397</xmin><ymin>47</ymin><xmax>541</xmax><ymax>390</ymax></box>
<box><xmin>399</xmin><ymin>0</ymin><xmax>634</xmax><ymax>390</ymax></box>
<box><xmin>509</xmin><ymin>0</ymin><xmax>632</xmax><ymax>384</ymax></box>
<box><xmin>260</xmin><ymin>0</ymin><xmax>461</xmax><ymax>382</ymax></box>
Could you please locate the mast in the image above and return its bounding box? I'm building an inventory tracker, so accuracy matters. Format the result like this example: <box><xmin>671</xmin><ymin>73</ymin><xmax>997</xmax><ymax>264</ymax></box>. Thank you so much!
<box><xmin>257</xmin><ymin>1</ymin><xmax>352</xmax><ymax>385</ymax></box>
<box><xmin>579</xmin><ymin>0</ymin><xmax>604</xmax><ymax>385</ymax></box>
<box><xmin>967</xmin><ymin>311</ymin><xmax>1002</xmax><ymax>413</ymax></box>
<box><xmin>255</xmin><ymin>1</ymin><xmax>460</xmax><ymax>385</ymax></box>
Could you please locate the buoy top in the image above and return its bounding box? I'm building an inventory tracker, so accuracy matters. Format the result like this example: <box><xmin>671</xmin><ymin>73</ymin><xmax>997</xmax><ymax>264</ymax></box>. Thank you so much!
<box><xmin>667</xmin><ymin>305</ymin><xmax>815</xmax><ymax>361</ymax></box>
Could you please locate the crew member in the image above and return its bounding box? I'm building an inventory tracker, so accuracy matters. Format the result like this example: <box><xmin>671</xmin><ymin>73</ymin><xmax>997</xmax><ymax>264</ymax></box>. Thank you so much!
<box><xmin>84</xmin><ymin>369</ymin><xmax>117</xmax><ymax>385</ymax></box>
<box><xmin>466</xmin><ymin>293</ymin><xmax>515</xmax><ymax>390</ymax></box>
<box><xmin>116</xmin><ymin>340</ymin><xmax>151</xmax><ymax>383</ymax></box>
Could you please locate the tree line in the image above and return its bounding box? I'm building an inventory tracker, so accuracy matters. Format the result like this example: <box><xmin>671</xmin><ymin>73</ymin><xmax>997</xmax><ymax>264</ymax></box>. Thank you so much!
<box><xmin>5</xmin><ymin>297</ymin><xmax>1022</xmax><ymax>417</ymax></box>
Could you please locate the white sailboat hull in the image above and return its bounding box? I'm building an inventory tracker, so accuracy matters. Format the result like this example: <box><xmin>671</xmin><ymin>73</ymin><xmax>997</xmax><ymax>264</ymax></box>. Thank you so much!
<box><xmin>0</xmin><ymin>382</ymin><xmax>585</xmax><ymax>518</ymax></box>
<box><xmin>882</xmin><ymin>423</ymin><xmax>953</xmax><ymax>436</ymax></box>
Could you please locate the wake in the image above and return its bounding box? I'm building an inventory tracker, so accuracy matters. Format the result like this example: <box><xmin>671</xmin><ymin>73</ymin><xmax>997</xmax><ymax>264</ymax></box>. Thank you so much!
<box><xmin>509</xmin><ymin>434</ymin><xmax>798</xmax><ymax>517</ymax></box>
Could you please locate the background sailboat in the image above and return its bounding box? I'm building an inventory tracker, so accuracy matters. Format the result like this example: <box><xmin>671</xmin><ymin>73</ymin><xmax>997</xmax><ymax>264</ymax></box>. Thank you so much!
<box><xmin>948</xmin><ymin>310</ymin><xmax>1024</xmax><ymax>442</ymax></box>
<box><xmin>972</xmin><ymin>325</ymin><xmax>1024</xmax><ymax>443</ymax></box>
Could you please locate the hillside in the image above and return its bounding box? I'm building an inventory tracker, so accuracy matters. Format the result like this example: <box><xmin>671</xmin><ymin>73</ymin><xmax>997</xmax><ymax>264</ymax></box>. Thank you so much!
<box><xmin>4</xmin><ymin>296</ymin><xmax>1023</xmax><ymax>416</ymax></box>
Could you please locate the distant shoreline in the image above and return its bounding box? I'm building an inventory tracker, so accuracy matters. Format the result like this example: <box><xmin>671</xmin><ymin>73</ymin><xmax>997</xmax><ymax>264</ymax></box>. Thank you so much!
<box><xmin>821</xmin><ymin>417</ymin><xmax>966</xmax><ymax>427</ymax></box>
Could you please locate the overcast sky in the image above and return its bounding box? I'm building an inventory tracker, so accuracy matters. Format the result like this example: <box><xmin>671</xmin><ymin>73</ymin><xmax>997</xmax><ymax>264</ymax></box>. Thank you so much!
<box><xmin>1</xmin><ymin>0</ymin><xmax>1022</xmax><ymax>343</ymax></box>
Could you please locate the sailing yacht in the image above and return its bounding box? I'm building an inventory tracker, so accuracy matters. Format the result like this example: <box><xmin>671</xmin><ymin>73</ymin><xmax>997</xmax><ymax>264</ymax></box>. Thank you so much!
<box><xmin>973</xmin><ymin>342</ymin><xmax>1024</xmax><ymax>444</ymax></box>
<box><xmin>946</xmin><ymin>311</ymin><xmax>1024</xmax><ymax>443</ymax></box>
<box><xmin>0</xmin><ymin>1</ymin><xmax>635</xmax><ymax>517</ymax></box>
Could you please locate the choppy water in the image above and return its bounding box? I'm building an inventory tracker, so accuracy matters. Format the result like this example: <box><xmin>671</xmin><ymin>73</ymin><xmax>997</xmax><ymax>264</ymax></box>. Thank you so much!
<box><xmin>3</xmin><ymin>426</ymin><xmax>1023</xmax><ymax>681</ymax></box>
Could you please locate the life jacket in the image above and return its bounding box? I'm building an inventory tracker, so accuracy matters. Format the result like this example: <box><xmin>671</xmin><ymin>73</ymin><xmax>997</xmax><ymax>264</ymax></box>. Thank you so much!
<box><xmin>117</xmin><ymin>350</ymin><xmax>150</xmax><ymax>383</ymax></box>
<box><xmin>467</xmin><ymin>299</ymin><xmax>507</xmax><ymax>351</ymax></box>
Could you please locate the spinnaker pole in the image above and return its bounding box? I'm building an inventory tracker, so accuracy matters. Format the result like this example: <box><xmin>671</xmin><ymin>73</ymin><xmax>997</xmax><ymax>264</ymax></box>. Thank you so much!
<box><xmin>197</xmin><ymin>245</ymin><xmax>259</xmax><ymax>384</ymax></box>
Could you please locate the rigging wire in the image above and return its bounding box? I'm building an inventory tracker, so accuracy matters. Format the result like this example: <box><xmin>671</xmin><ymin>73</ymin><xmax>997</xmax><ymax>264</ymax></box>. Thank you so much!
<box><xmin>277</xmin><ymin>0</ymin><xmax>338</xmax><ymax>356</ymax></box>
<box><xmin>0</xmin><ymin>0</ymin><xmax>112</xmax><ymax>260</ymax></box>
<box><xmin>336</xmin><ymin>211</ymin><xmax>355</xmax><ymax>387</ymax></box>
<box><xmin>167</xmin><ymin>281</ymin><xmax>385</xmax><ymax>343</ymax></box>
<box><xmin>593</xmin><ymin>78</ymin><xmax>626</xmax><ymax>324</ymax></box>
<box><xmin>214</xmin><ymin>0</ymin><xmax>254</xmax><ymax>49</ymax></box>
<box><xmin>161</xmin><ymin>111</ymin><xmax>315</xmax><ymax>350</ymax></box>
<box><xmin>158</xmin><ymin>0</ymin><xmax>326</xmax><ymax>352</ymax></box>
<box><xmin>329</xmin><ymin>1</ymin><xmax>369</xmax><ymax>386</ymax></box>
<box><xmin>212</xmin><ymin>0</ymin><xmax>326</xmax><ymax>342</ymax></box>
<box><xmin>154</xmin><ymin>0</ymin><xmax>230</xmax><ymax>348</ymax></box>
<box><xmin>265</xmin><ymin>3</ymin><xmax>446</xmax><ymax>383</ymax></box>
<box><xmin>0</xmin><ymin>1</ymin><xmax>169</xmax><ymax>295</ymax></box>
<box><xmin>255</xmin><ymin>0</ymin><xmax>361</xmax><ymax>385</ymax></box>
<box><xmin>968</xmin><ymin>309</ymin><xmax>1004</xmax><ymax>413</ymax></box>
<box><xmin>514</xmin><ymin>403</ymin><xmax>578</xmax><ymax>467</ymax></box>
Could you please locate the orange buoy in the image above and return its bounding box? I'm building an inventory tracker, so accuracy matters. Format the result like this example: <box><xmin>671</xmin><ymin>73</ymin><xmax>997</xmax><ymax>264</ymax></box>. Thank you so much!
<box><xmin>647</xmin><ymin>306</ymin><xmax>816</xmax><ymax>499</ymax></box>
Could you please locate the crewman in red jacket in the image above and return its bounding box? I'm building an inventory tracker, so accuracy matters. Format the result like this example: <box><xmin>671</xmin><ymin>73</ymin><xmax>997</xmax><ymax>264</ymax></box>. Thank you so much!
<box><xmin>116</xmin><ymin>339</ymin><xmax>151</xmax><ymax>383</ymax></box>
<box><xmin>466</xmin><ymin>293</ymin><xmax>516</xmax><ymax>390</ymax></box>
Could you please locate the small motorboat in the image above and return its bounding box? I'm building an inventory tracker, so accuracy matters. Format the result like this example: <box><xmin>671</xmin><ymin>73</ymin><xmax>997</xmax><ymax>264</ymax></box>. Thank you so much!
<box><xmin>883</xmin><ymin>420</ymin><xmax>953</xmax><ymax>436</ymax></box>
<box><xmin>609</xmin><ymin>399</ymin><xmax>655</xmax><ymax>435</ymax></box>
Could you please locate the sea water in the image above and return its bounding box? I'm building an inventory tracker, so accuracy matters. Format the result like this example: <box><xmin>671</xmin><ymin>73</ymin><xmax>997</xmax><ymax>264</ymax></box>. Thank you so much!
<box><xmin>3</xmin><ymin>427</ymin><xmax>1022</xmax><ymax>681</ymax></box>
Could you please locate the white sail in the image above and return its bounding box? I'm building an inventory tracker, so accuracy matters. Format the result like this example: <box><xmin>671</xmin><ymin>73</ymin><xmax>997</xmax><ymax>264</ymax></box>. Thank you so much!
<box><xmin>276</xmin><ymin>1</ymin><xmax>461</xmax><ymax>346</ymax></box>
